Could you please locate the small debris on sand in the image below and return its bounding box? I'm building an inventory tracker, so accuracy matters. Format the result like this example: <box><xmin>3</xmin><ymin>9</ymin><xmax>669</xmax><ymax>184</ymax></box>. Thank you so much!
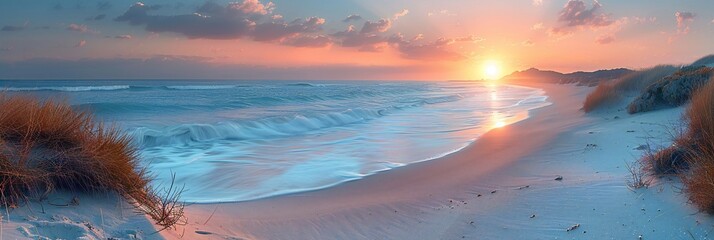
<box><xmin>634</xmin><ymin>145</ymin><xmax>648</xmax><ymax>150</ymax></box>
<box><xmin>516</xmin><ymin>185</ymin><xmax>530</xmax><ymax>190</ymax></box>
<box><xmin>490</xmin><ymin>190</ymin><xmax>497</xmax><ymax>194</ymax></box>
<box><xmin>585</xmin><ymin>144</ymin><xmax>598</xmax><ymax>151</ymax></box>
<box><xmin>566</xmin><ymin>224</ymin><xmax>580</xmax><ymax>232</ymax></box>
<box><xmin>554</xmin><ymin>176</ymin><xmax>563</xmax><ymax>181</ymax></box>
<box><xmin>530</xmin><ymin>214</ymin><xmax>536</xmax><ymax>219</ymax></box>
<box><xmin>626</xmin><ymin>130</ymin><xmax>635</xmax><ymax>133</ymax></box>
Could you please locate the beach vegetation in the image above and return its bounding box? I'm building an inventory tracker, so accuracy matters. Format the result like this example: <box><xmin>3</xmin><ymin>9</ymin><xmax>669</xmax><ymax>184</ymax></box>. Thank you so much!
<box><xmin>627</xmin><ymin>66</ymin><xmax>713</xmax><ymax>114</ymax></box>
<box><xmin>583</xmin><ymin>65</ymin><xmax>678</xmax><ymax>112</ymax></box>
<box><xmin>0</xmin><ymin>94</ymin><xmax>186</xmax><ymax>229</ymax></box>
<box><xmin>625</xmin><ymin>157</ymin><xmax>651</xmax><ymax>189</ymax></box>
<box><xmin>680</xmin><ymin>78</ymin><xmax>714</xmax><ymax>213</ymax></box>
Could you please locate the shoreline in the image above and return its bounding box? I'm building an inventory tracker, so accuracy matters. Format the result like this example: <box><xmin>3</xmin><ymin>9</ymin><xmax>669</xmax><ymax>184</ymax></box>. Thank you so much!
<box><xmin>177</xmin><ymin>81</ymin><xmax>552</xmax><ymax>204</ymax></box>
<box><xmin>4</xmin><ymin>81</ymin><xmax>706</xmax><ymax>239</ymax></box>
<box><xmin>161</xmin><ymin>82</ymin><xmax>591</xmax><ymax>239</ymax></box>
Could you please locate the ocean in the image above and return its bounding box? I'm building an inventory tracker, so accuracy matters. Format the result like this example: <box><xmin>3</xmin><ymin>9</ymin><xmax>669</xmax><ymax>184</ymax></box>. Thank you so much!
<box><xmin>0</xmin><ymin>80</ymin><xmax>551</xmax><ymax>203</ymax></box>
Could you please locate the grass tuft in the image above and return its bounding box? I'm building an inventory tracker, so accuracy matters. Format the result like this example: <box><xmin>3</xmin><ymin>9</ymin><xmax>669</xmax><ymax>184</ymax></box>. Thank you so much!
<box><xmin>680</xmin><ymin>78</ymin><xmax>714</xmax><ymax>213</ymax></box>
<box><xmin>583</xmin><ymin>65</ymin><xmax>678</xmax><ymax>112</ymax></box>
<box><xmin>0</xmin><ymin>94</ymin><xmax>185</xmax><ymax>230</ymax></box>
<box><xmin>625</xmin><ymin>157</ymin><xmax>651</xmax><ymax>189</ymax></box>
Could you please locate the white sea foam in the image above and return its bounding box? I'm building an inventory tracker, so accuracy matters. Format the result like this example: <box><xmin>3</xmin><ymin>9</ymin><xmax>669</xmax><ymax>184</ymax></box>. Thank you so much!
<box><xmin>4</xmin><ymin>85</ymin><xmax>131</xmax><ymax>92</ymax></box>
<box><xmin>165</xmin><ymin>85</ymin><xmax>238</xmax><ymax>90</ymax></box>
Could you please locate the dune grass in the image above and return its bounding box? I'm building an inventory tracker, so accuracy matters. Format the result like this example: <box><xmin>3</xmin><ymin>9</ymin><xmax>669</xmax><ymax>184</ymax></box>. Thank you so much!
<box><xmin>0</xmin><ymin>94</ymin><xmax>185</xmax><ymax>229</ymax></box>
<box><xmin>642</xmin><ymin>77</ymin><xmax>714</xmax><ymax>213</ymax></box>
<box><xmin>582</xmin><ymin>65</ymin><xmax>678</xmax><ymax>112</ymax></box>
<box><xmin>680</xmin><ymin>78</ymin><xmax>714</xmax><ymax>213</ymax></box>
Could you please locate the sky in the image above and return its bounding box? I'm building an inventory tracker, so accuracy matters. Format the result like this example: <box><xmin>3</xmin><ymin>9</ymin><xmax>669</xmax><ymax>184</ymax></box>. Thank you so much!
<box><xmin>0</xmin><ymin>0</ymin><xmax>713</xmax><ymax>80</ymax></box>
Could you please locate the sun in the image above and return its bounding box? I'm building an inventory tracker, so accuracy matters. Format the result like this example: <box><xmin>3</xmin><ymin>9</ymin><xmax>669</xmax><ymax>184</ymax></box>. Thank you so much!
<box><xmin>482</xmin><ymin>60</ymin><xmax>502</xmax><ymax>80</ymax></box>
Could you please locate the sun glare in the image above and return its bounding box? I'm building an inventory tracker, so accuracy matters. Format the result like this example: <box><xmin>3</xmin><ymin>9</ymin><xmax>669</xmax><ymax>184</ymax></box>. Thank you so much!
<box><xmin>482</xmin><ymin>61</ymin><xmax>502</xmax><ymax>80</ymax></box>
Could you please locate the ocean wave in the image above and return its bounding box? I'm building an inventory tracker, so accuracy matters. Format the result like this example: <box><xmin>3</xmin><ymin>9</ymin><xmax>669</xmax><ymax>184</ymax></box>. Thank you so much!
<box><xmin>2</xmin><ymin>84</ymin><xmax>247</xmax><ymax>92</ymax></box>
<box><xmin>422</xmin><ymin>94</ymin><xmax>464</xmax><ymax>104</ymax></box>
<box><xmin>73</xmin><ymin>102</ymin><xmax>195</xmax><ymax>113</ymax></box>
<box><xmin>284</xmin><ymin>82</ymin><xmax>326</xmax><ymax>87</ymax></box>
<box><xmin>3</xmin><ymin>85</ymin><xmax>131</xmax><ymax>92</ymax></box>
<box><xmin>134</xmin><ymin>108</ymin><xmax>386</xmax><ymax>147</ymax></box>
<box><xmin>134</xmin><ymin>92</ymin><xmax>467</xmax><ymax>147</ymax></box>
<box><xmin>164</xmin><ymin>85</ymin><xmax>239</xmax><ymax>90</ymax></box>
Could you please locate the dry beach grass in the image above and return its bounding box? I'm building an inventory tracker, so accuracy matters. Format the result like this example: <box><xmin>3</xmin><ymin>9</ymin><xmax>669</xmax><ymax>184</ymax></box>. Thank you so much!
<box><xmin>681</xmin><ymin>79</ymin><xmax>714</xmax><ymax>213</ymax></box>
<box><xmin>0</xmin><ymin>94</ymin><xmax>185</xmax><ymax>230</ymax></box>
<box><xmin>582</xmin><ymin>65</ymin><xmax>677</xmax><ymax>112</ymax></box>
<box><xmin>580</xmin><ymin>55</ymin><xmax>714</xmax><ymax>215</ymax></box>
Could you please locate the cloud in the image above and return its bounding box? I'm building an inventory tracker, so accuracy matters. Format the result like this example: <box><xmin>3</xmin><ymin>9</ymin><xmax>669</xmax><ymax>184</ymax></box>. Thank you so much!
<box><xmin>395</xmin><ymin>38</ymin><xmax>464</xmax><ymax>61</ymax></box>
<box><xmin>253</xmin><ymin>17</ymin><xmax>325</xmax><ymax>42</ymax></box>
<box><xmin>522</xmin><ymin>40</ymin><xmax>535</xmax><ymax>46</ymax></box>
<box><xmin>389</xmin><ymin>34</ymin><xmax>478</xmax><ymax>61</ymax></box>
<box><xmin>116</xmin><ymin>1</ymin><xmax>471</xmax><ymax>60</ymax></box>
<box><xmin>360</xmin><ymin>19</ymin><xmax>392</xmax><ymax>34</ymax></box>
<box><xmin>427</xmin><ymin>10</ymin><xmax>456</xmax><ymax>17</ymax></box>
<box><xmin>675</xmin><ymin>11</ymin><xmax>695</xmax><ymax>34</ymax></box>
<box><xmin>330</xmin><ymin>19</ymin><xmax>394</xmax><ymax>51</ymax></box>
<box><xmin>231</xmin><ymin>0</ymin><xmax>275</xmax><ymax>15</ymax></box>
<box><xmin>1</xmin><ymin>25</ymin><xmax>25</xmax><ymax>32</ymax></box>
<box><xmin>393</xmin><ymin>9</ymin><xmax>409</xmax><ymax>20</ymax></box>
<box><xmin>332</xmin><ymin>17</ymin><xmax>474</xmax><ymax>61</ymax></box>
<box><xmin>632</xmin><ymin>16</ymin><xmax>656</xmax><ymax>24</ymax></box>
<box><xmin>116</xmin><ymin>2</ymin><xmax>257</xmax><ymax>39</ymax></box>
<box><xmin>332</xmin><ymin>25</ymin><xmax>388</xmax><ymax>51</ymax></box>
<box><xmin>114</xmin><ymin>35</ymin><xmax>133</xmax><ymax>39</ymax></box>
<box><xmin>551</xmin><ymin>0</ymin><xmax>613</xmax><ymax>35</ymax></box>
<box><xmin>115</xmin><ymin>1</ymin><xmax>324</xmax><ymax>46</ymax></box>
<box><xmin>533</xmin><ymin>0</ymin><xmax>543</xmax><ymax>6</ymax></box>
<box><xmin>595</xmin><ymin>34</ymin><xmax>615</xmax><ymax>44</ymax></box>
<box><xmin>455</xmin><ymin>35</ymin><xmax>484</xmax><ymax>42</ymax></box>
<box><xmin>531</xmin><ymin>22</ymin><xmax>544</xmax><ymax>30</ymax></box>
<box><xmin>66</xmin><ymin>23</ymin><xmax>89</xmax><ymax>32</ymax></box>
<box><xmin>342</xmin><ymin>14</ymin><xmax>362</xmax><ymax>23</ymax></box>
<box><xmin>75</xmin><ymin>40</ymin><xmax>87</xmax><ymax>47</ymax></box>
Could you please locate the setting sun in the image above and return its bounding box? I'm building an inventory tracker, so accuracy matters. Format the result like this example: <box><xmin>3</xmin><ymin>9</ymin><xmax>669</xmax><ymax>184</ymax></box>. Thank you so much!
<box><xmin>483</xmin><ymin>61</ymin><xmax>503</xmax><ymax>80</ymax></box>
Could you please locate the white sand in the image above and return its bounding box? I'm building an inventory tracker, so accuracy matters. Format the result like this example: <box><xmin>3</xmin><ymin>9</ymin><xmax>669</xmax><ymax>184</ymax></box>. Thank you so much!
<box><xmin>1</xmin><ymin>192</ymin><xmax>157</xmax><ymax>239</ymax></box>
<box><xmin>3</xmin><ymin>83</ymin><xmax>710</xmax><ymax>239</ymax></box>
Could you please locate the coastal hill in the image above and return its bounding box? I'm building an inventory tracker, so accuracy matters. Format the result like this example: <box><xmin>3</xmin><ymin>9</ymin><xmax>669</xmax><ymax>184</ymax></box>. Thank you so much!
<box><xmin>502</xmin><ymin>67</ymin><xmax>634</xmax><ymax>86</ymax></box>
